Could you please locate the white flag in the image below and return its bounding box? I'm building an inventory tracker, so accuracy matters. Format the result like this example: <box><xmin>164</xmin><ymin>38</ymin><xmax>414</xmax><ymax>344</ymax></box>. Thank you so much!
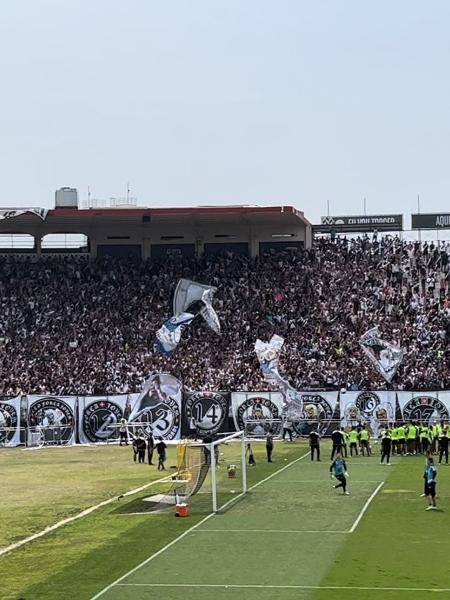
<box><xmin>359</xmin><ymin>327</ymin><xmax>404</xmax><ymax>382</ymax></box>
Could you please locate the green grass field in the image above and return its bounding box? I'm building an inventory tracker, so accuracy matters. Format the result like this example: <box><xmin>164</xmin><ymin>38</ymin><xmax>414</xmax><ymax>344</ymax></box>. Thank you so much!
<box><xmin>2</xmin><ymin>441</ymin><xmax>450</xmax><ymax>599</ymax></box>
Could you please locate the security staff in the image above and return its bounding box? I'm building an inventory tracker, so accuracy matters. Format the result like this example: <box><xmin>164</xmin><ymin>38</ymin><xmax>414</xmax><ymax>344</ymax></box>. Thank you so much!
<box><xmin>135</xmin><ymin>435</ymin><xmax>147</xmax><ymax>463</ymax></box>
<box><xmin>380</xmin><ymin>428</ymin><xmax>392</xmax><ymax>465</ymax></box>
<box><xmin>438</xmin><ymin>425</ymin><xmax>449</xmax><ymax>464</ymax></box>
<box><xmin>309</xmin><ymin>428</ymin><xmax>321</xmax><ymax>461</ymax></box>
<box><xmin>147</xmin><ymin>432</ymin><xmax>155</xmax><ymax>465</ymax></box>
<box><xmin>266</xmin><ymin>429</ymin><xmax>274</xmax><ymax>463</ymax></box>
<box><xmin>330</xmin><ymin>427</ymin><xmax>345</xmax><ymax>460</ymax></box>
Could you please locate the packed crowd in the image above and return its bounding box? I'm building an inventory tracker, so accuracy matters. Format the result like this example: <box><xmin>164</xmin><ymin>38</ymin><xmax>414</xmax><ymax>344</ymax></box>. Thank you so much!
<box><xmin>1</xmin><ymin>235</ymin><xmax>450</xmax><ymax>396</ymax></box>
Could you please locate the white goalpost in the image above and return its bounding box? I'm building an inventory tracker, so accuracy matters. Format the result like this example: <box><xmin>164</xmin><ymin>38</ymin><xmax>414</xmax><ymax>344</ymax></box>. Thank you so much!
<box><xmin>169</xmin><ymin>430</ymin><xmax>247</xmax><ymax>514</ymax></box>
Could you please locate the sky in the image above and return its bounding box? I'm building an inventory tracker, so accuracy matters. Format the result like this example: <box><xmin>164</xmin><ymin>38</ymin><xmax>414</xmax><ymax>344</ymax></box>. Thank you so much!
<box><xmin>1</xmin><ymin>0</ymin><xmax>450</xmax><ymax>226</ymax></box>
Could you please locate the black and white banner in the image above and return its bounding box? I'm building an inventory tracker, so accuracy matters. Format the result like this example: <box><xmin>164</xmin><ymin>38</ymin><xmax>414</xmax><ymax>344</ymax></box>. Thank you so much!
<box><xmin>78</xmin><ymin>396</ymin><xmax>130</xmax><ymax>444</ymax></box>
<box><xmin>339</xmin><ymin>391</ymin><xmax>397</xmax><ymax>438</ymax></box>
<box><xmin>128</xmin><ymin>373</ymin><xmax>182</xmax><ymax>440</ymax></box>
<box><xmin>0</xmin><ymin>208</ymin><xmax>48</xmax><ymax>221</ymax></box>
<box><xmin>182</xmin><ymin>391</ymin><xmax>230</xmax><ymax>438</ymax></box>
<box><xmin>0</xmin><ymin>396</ymin><xmax>21</xmax><ymax>447</ymax></box>
<box><xmin>27</xmin><ymin>396</ymin><xmax>76</xmax><ymax>446</ymax></box>
<box><xmin>231</xmin><ymin>392</ymin><xmax>284</xmax><ymax>437</ymax></box>
<box><xmin>292</xmin><ymin>391</ymin><xmax>339</xmax><ymax>436</ymax></box>
<box><xmin>397</xmin><ymin>392</ymin><xmax>450</xmax><ymax>425</ymax></box>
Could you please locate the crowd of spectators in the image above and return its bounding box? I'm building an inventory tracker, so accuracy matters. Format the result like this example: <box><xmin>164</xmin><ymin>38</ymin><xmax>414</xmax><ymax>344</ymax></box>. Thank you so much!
<box><xmin>1</xmin><ymin>235</ymin><xmax>450</xmax><ymax>396</ymax></box>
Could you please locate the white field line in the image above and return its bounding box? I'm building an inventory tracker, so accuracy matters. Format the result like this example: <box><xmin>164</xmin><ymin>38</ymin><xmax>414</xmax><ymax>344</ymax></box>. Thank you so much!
<box><xmin>114</xmin><ymin>583</ymin><xmax>450</xmax><ymax>592</ymax></box>
<box><xmin>263</xmin><ymin>480</ymin><xmax>383</xmax><ymax>484</ymax></box>
<box><xmin>349</xmin><ymin>481</ymin><xmax>385</xmax><ymax>533</ymax></box>
<box><xmin>90</xmin><ymin>450</ymin><xmax>311</xmax><ymax>599</ymax></box>
<box><xmin>193</xmin><ymin>529</ymin><xmax>348</xmax><ymax>534</ymax></box>
<box><xmin>0</xmin><ymin>474</ymin><xmax>173</xmax><ymax>559</ymax></box>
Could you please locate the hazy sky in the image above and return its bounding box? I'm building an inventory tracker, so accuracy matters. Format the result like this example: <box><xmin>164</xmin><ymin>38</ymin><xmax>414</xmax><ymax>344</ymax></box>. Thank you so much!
<box><xmin>1</xmin><ymin>1</ymin><xmax>449</xmax><ymax>225</ymax></box>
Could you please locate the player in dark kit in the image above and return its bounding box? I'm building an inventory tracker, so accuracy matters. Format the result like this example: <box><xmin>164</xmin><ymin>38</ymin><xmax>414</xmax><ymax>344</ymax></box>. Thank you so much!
<box><xmin>309</xmin><ymin>428</ymin><xmax>321</xmax><ymax>461</ymax></box>
<box><xmin>330</xmin><ymin>454</ymin><xmax>349</xmax><ymax>495</ymax></box>
<box><xmin>330</xmin><ymin>427</ymin><xmax>345</xmax><ymax>460</ymax></box>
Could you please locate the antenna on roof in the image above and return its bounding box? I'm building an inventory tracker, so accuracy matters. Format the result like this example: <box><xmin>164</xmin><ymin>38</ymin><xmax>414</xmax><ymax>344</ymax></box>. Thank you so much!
<box><xmin>127</xmin><ymin>182</ymin><xmax>131</xmax><ymax>204</ymax></box>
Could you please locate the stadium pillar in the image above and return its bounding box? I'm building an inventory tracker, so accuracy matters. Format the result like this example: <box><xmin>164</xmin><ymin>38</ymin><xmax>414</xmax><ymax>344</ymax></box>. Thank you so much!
<box><xmin>35</xmin><ymin>235</ymin><xmax>42</xmax><ymax>257</ymax></box>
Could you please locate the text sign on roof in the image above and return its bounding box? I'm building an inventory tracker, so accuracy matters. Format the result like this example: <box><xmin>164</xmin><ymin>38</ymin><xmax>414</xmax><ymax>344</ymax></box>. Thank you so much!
<box><xmin>411</xmin><ymin>213</ymin><xmax>450</xmax><ymax>230</ymax></box>
<box><xmin>317</xmin><ymin>214</ymin><xmax>403</xmax><ymax>232</ymax></box>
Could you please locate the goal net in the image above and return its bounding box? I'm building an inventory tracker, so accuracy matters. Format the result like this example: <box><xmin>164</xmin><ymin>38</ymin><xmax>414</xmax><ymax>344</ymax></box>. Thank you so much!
<box><xmin>145</xmin><ymin>431</ymin><xmax>247</xmax><ymax>513</ymax></box>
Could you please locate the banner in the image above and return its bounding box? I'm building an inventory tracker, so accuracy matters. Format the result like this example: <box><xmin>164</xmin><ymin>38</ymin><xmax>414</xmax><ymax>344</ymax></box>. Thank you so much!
<box><xmin>78</xmin><ymin>395</ymin><xmax>132</xmax><ymax>444</ymax></box>
<box><xmin>181</xmin><ymin>391</ymin><xmax>230</xmax><ymax>438</ymax></box>
<box><xmin>27</xmin><ymin>396</ymin><xmax>76</xmax><ymax>446</ymax></box>
<box><xmin>231</xmin><ymin>392</ymin><xmax>284</xmax><ymax>437</ymax></box>
<box><xmin>292</xmin><ymin>391</ymin><xmax>339</xmax><ymax>436</ymax></box>
<box><xmin>0</xmin><ymin>208</ymin><xmax>48</xmax><ymax>221</ymax></box>
<box><xmin>397</xmin><ymin>392</ymin><xmax>450</xmax><ymax>425</ymax></box>
<box><xmin>359</xmin><ymin>327</ymin><xmax>404</xmax><ymax>382</ymax></box>
<box><xmin>339</xmin><ymin>391</ymin><xmax>397</xmax><ymax>438</ymax></box>
<box><xmin>128</xmin><ymin>373</ymin><xmax>182</xmax><ymax>440</ymax></box>
<box><xmin>0</xmin><ymin>396</ymin><xmax>21</xmax><ymax>447</ymax></box>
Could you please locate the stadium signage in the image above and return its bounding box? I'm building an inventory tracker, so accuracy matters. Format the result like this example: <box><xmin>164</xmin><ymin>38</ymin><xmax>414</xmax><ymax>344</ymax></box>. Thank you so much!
<box><xmin>411</xmin><ymin>213</ymin><xmax>450</xmax><ymax>229</ymax></box>
<box><xmin>316</xmin><ymin>214</ymin><xmax>403</xmax><ymax>232</ymax></box>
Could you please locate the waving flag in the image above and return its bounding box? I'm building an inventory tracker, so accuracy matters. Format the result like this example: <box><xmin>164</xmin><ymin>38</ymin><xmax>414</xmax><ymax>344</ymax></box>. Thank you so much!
<box><xmin>154</xmin><ymin>279</ymin><xmax>220</xmax><ymax>356</ymax></box>
<box><xmin>359</xmin><ymin>327</ymin><xmax>404</xmax><ymax>382</ymax></box>
<box><xmin>155</xmin><ymin>313</ymin><xmax>195</xmax><ymax>355</ymax></box>
<box><xmin>173</xmin><ymin>279</ymin><xmax>221</xmax><ymax>334</ymax></box>
<box><xmin>254</xmin><ymin>335</ymin><xmax>286</xmax><ymax>387</ymax></box>
<box><xmin>254</xmin><ymin>335</ymin><xmax>307</xmax><ymax>420</ymax></box>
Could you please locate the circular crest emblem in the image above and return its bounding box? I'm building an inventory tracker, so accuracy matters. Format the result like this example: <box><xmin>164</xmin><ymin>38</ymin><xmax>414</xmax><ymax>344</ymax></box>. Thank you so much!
<box><xmin>185</xmin><ymin>392</ymin><xmax>228</xmax><ymax>437</ymax></box>
<box><xmin>133</xmin><ymin>396</ymin><xmax>181</xmax><ymax>440</ymax></box>
<box><xmin>293</xmin><ymin>394</ymin><xmax>334</xmax><ymax>436</ymax></box>
<box><xmin>402</xmin><ymin>396</ymin><xmax>449</xmax><ymax>424</ymax></box>
<box><xmin>28</xmin><ymin>398</ymin><xmax>74</xmax><ymax>443</ymax></box>
<box><xmin>0</xmin><ymin>402</ymin><xmax>18</xmax><ymax>445</ymax></box>
<box><xmin>83</xmin><ymin>400</ymin><xmax>123</xmax><ymax>443</ymax></box>
<box><xmin>237</xmin><ymin>396</ymin><xmax>281</xmax><ymax>437</ymax></box>
<box><xmin>355</xmin><ymin>392</ymin><xmax>381</xmax><ymax>418</ymax></box>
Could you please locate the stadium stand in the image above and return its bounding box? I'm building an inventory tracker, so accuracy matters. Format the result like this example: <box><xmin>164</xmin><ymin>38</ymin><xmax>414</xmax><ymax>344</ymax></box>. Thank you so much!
<box><xmin>1</xmin><ymin>235</ymin><xmax>450</xmax><ymax>396</ymax></box>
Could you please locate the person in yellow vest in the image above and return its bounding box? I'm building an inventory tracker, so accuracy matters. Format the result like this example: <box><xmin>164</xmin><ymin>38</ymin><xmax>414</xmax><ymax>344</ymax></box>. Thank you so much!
<box><xmin>407</xmin><ymin>422</ymin><xmax>418</xmax><ymax>455</ymax></box>
<box><xmin>420</xmin><ymin>425</ymin><xmax>432</xmax><ymax>455</ymax></box>
<box><xmin>359</xmin><ymin>425</ymin><xmax>371</xmax><ymax>457</ymax></box>
<box><xmin>348</xmin><ymin>427</ymin><xmax>359</xmax><ymax>457</ymax></box>
<box><xmin>397</xmin><ymin>423</ymin><xmax>406</xmax><ymax>456</ymax></box>
<box><xmin>391</xmin><ymin>425</ymin><xmax>398</xmax><ymax>455</ymax></box>
<box><xmin>432</xmin><ymin>423</ymin><xmax>441</xmax><ymax>454</ymax></box>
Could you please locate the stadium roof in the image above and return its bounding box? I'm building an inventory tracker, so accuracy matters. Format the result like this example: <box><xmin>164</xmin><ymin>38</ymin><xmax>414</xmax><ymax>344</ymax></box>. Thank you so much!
<box><xmin>0</xmin><ymin>205</ymin><xmax>310</xmax><ymax>231</ymax></box>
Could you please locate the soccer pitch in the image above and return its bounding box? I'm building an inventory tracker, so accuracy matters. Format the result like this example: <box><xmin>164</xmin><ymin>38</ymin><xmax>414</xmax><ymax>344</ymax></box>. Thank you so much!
<box><xmin>2</xmin><ymin>441</ymin><xmax>450</xmax><ymax>599</ymax></box>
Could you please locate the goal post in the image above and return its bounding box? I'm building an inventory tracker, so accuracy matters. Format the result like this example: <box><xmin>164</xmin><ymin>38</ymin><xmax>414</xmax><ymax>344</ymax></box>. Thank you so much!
<box><xmin>208</xmin><ymin>430</ymin><xmax>247</xmax><ymax>512</ymax></box>
<box><xmin>175</xmin><ymin>430</ymin><xmax>247</xmax><ymax>514</ymax></box>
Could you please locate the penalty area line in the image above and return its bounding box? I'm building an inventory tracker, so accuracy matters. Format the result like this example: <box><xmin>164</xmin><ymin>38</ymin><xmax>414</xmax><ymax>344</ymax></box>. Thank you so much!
<box><xmin>90</xmin><ymin>450</ymin><xmax>311</xmax><ymax>599</ymax></box>
<box><xmin>114</xmin><ymin>583</ymin><xmax>450</xmax><ymax>593</ymax></box>
<box><xmin>0</xmin><ymin>473</ymin><xmax>174</xmax><ymax>559</ymax></box>
<box><xmin>349</xmin><ymin>481</ymin><xmax>385</xmax><ymax>533</ymax></box>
